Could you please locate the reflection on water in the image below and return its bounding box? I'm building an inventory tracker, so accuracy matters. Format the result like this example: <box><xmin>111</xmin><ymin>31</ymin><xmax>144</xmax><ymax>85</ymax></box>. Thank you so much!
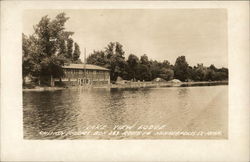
<box><xmin>23</xmin><ymin>85</ymin><xmax>228</xmax><ymax>139</ymax></box>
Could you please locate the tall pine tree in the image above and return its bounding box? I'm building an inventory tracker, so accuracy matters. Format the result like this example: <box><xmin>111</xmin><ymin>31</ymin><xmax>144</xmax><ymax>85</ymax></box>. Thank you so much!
<box><xmin>66</xmin><ymin>38</ymin><xmax>73</xmax><ymax>60</ymax></box>
<box><xmin>72</xmin><ymin>42</ymin><xmax>81</xmax><ymax>63</ymax></box>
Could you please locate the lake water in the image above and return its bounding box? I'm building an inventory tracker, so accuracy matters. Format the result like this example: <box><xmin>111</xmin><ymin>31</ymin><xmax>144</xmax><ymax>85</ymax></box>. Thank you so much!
<box><xmin>23</xmin><ymin>85</ymin><xmax>228</xmax><ymax>139</ymax></box>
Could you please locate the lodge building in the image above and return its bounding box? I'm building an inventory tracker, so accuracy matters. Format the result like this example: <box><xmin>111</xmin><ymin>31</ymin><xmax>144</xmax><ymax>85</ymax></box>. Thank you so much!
<box><xmin>54</xmin><ymin>64</ymin><xmax>110</xmax><ymax>86</ymax></box>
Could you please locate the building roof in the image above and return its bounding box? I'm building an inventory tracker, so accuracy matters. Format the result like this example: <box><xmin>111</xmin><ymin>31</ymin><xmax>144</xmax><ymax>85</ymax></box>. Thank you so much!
<box><xmin>62</xmin><ymin>64</ymin><xmax>110</xmax><ymax>71</ymax></box>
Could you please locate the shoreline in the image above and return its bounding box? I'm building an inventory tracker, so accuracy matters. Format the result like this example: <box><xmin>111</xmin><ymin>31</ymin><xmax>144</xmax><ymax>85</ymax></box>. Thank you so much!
<box><xmin>23</xmin><ymin>81</ymin><xmax>228</xmax><ymax>92</ymax></box>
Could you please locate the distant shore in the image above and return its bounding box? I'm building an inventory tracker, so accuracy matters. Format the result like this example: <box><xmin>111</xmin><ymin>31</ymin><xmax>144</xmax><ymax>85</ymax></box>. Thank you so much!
<box><xmin>106</xmin><ymin>80</ymin><xmax>228</xmax><ymax>89</ymax></box>
<box><xmin>23</xmin><ymin>80</ymin><xmax>228</xmax><ymax>92</ymax></box>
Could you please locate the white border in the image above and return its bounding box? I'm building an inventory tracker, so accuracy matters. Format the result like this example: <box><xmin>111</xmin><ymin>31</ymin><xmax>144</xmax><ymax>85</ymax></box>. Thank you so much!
<box><xmin>1</xmin><ymin>1</ymin><xmax>249</xmax><ymax>161</ymax></box>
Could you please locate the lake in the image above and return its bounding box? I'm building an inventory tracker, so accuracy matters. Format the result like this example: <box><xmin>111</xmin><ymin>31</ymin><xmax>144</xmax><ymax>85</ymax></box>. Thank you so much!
<box><xmin>23</xmin><ymin>85</ymin><xmax>228</xmax><ymax>139</ymax></box>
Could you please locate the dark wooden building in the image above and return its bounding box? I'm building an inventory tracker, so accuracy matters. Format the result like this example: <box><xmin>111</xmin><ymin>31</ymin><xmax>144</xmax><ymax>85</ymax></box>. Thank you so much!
<box><xmin>54</xmin><ymin>64</ymin><xmax>110</xmax><ymax>86</ymax></box>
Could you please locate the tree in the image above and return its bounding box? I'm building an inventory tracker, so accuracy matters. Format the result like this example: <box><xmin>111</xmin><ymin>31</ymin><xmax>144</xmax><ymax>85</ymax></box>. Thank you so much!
<box><xmin>66</xmin><ymin>38</ymin><xmax>73</xmax><ymax>60</ymax></box>
<box><xmin>127</xmin><ymin>54</ymin><xmax>139</xmax><ymax>81</ymax></box>
<box><xmin>72</xmin><ymin>42</ymin><xmax>81</xmax><ymax>63</ymax></box>
<box><xmin>87</xmin><ymin>50</ymin><xmax>108</xmax><ymax>67</ymax></box>
<box><xmin>105</xmin><ymin>42</ymin><xmax>126</xmax><ymax>81</ymax></box>
<box><xmin>136</xmin><ymin>64</ymin><xmax>152</xmax><ymax>81</ymax></box>
<box><xmin>159</xmin><ymin>68</ymin><xmax>174</xmax><ymax>81</ymax></box>
<box><xmin>85</xmin><ymin>43</ymin><xmax>229</xmax><ymax>83</ymax></box>
<box><xmin>22</xmin><ymin>34</ymin><xmax>41</xmax><ymax>84</ymax></box>
<box><xmin>149</xmin><ymin>60</ymin><xmax>162</xmax><ymax>80</ymax></box>
<box><xmin>34</xmin><ymin>13</ymin><xmax>71</xmax><ymax>85</ymax></box>
<box><xmin>194</xmin><ymin>64</ymin><xmax>207</xmax><ymax>81</ymax></box>
<box><xmin>58</xmin><ymin>39</ymin><xmax>67</xmax><ymax>56</ymax></box>
<box><xmin>22</xmin><ymin>34</ymin><xmax>32</xmax><ymax>79</ymax></box>
<box><xmin>215</xmin><ymin>67</ymin><xmax>228</xmax><ymax>81</ymax></box>
<box><xmin>22</xmin><ymin>13</ymin><xmax>81</xmax><ymax>86</ymax></box>
<box><xmin>206</xmin><ymin>68</ymin><xmax>216</xmax><ymax>81</ymax></box>
<box><xmin>86</xmin><ymin>42</ymin><xmax>126</xmax><ymax>82</ymax></box>
<box><xmin>209</xmin><ymin>64</ymin><xmax>217</xmax><ymax>71</ymax></box>
<box><xmin>162</xmin><ymin>60</ymin><xmax>171</xmax><ymax>69</ymax></box>
<box><xmin>140</xmin><ymin>54</ymin><xmax>150</xmax><ymax>66</ymax></box>
<box><xmin>174</xmin><ymin>56</ymin><xmax>189</xmax><ymax>81</ymax></box>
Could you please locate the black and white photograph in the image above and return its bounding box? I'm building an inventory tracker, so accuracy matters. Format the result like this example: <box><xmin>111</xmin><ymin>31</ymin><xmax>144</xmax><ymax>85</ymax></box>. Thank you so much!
<box><xmin>22</xmin><ymin>9</ymin><xmax>228</xmax><ymax>140</ymax></box>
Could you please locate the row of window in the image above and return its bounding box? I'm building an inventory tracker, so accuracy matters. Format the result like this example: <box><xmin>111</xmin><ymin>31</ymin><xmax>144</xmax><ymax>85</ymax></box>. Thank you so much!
<box><xmin>61</xmin><ymin>77</ymin><xmax>110</xmax><ymax>81</ymax></box>
<box><xmin>63</xmin><ymin>69</ymin><xmax>109</xmax><ymax>75</ymax></box>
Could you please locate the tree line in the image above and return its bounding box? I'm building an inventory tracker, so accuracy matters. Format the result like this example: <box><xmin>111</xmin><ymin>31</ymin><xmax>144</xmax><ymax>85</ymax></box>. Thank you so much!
<box><xmin>87</xmin><ymin>42</ymin><xmax>228</xmax><ymax>82</ymax></box>
<box><xmin>22</xmin><ymin>13</ymin><xmax>81</xmax><ymax>84</ymax></box>
<box><xmin>22</xmin><ymin>13</ymin><xmax>228</xmax><ymax>85</ymax></box>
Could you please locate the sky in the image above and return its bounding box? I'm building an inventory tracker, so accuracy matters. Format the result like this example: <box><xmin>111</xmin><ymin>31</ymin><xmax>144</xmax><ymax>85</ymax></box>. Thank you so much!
<box><xmin>23</xmin><ymin>9</ymin><xmax>228</xmax><ymax>68</ymax></box>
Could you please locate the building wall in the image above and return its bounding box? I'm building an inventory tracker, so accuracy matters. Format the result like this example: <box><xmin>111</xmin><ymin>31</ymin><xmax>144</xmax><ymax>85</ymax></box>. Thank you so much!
<box><xmin>55</xmin><ymin>68</ymin><xmax>110</xmax><ymax>86</ymax></box>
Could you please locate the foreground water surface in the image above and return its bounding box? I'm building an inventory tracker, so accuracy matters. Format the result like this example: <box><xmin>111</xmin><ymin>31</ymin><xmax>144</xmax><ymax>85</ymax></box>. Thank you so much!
<box><xmin>23</xmin><ymin>85</ymin><xmax>228</xmax><ymax>139</ymax></box>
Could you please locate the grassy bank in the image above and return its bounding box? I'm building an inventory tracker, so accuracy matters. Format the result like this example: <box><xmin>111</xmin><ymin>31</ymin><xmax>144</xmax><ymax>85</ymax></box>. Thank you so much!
<box><xmin>97</xmin><ymin>80</ymin><xmax>228</xmax><ymax>89</ymax></box>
